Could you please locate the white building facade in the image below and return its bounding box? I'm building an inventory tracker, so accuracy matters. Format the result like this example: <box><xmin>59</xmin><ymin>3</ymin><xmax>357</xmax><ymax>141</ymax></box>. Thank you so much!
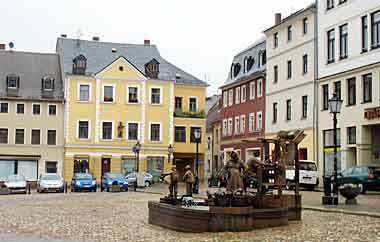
<box><xmin>317</xmin><ymin>0</ymin><xmax>380</xmax><ymax>176</ymax></box>
<box><xmin>264</xmin><ymin>5</ymin><xmax>317</xmax><ymax>161</ymax></box>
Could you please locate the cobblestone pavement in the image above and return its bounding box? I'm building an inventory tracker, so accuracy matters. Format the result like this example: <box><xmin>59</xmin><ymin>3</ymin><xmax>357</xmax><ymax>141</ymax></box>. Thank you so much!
<box><xmin>0</xmin><ymin>192</ymin><xmax>379</xmax><ymax>242</ymax></box>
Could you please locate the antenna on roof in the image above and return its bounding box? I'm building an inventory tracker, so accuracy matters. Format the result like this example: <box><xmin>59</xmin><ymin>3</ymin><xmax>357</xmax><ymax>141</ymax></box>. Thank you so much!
<box><xmin>9</xmin><ymin>42</ymin><xmax>14</xmax><ymax>51</ymax></box>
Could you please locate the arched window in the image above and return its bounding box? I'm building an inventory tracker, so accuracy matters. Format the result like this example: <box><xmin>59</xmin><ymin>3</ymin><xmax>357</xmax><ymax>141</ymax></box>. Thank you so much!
<box><xmin>233</xmin><ymin>63</ymin><xmax>241</xmax><ymax>78</ymax></box>
<box><xmin>246</xmin><ymin>56</ymin><xmax>254</xmax><ymax>72</ymax></box>
<box><xmin>72</xmin><ymin>55</ymin><xmax>87</xmax><ymax>75</ymax></box>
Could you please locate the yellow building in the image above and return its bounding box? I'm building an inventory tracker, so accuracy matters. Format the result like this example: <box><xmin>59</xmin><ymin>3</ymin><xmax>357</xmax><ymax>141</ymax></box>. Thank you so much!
<box><xmin>56</xmin><ymin>37</ymin><xmax>207</xmax><ymax>182</ymax></box>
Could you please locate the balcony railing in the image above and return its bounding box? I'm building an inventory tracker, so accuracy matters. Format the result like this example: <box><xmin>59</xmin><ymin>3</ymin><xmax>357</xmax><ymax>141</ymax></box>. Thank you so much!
<box><xmin>174</xmin><ymin>109</ymin><xmax>205</xmax><ymax>118</ymax></box>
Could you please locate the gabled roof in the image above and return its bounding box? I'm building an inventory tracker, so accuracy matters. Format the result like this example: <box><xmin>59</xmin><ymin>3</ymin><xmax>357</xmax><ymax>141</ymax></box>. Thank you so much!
<box><xmin>56</xmin><ymin>38</ymin><xmax>207</xmax><ymax>86</ymax></box>
<box><xmin>0</xmin><ymin>51</ymin><xmax>63</xmax><ymax>100</ymax></box>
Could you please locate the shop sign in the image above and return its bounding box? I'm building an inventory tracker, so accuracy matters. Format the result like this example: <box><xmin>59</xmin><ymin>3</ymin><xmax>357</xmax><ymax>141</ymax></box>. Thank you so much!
<box><xmin>364</xmin><ymin>107</ymin><xmax>380</xmax><ymax>120</ymax></box>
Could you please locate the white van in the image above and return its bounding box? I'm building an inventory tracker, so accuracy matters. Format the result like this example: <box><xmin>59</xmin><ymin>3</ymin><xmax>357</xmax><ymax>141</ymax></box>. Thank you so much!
<box><xmin>286</xmin><ymin>160</ymin><xmax>319</xmax><ymax>191</ymax></box>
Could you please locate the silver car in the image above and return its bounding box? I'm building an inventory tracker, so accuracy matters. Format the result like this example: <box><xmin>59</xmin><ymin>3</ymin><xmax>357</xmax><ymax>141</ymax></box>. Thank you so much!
<box><xmin>125</xmin><ymin>172</ymin><xmax>153</xmax><ymax>187</ymax></box>
<box><xmin>37</xmin><ymin>174</ymin><xmax>64</xmax><ymax>193</ymax></box>
<box><xmin>5</xmin><ymin>175</ymin><xmax>27</xmax><ymax>194</ymax></box>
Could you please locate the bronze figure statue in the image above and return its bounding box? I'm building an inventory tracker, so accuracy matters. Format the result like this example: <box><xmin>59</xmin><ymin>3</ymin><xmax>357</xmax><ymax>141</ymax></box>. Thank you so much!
<box><xmin>224</xmin><ymin>151</ymin><xmax>246</xmax><ymax>193</ymax></box>
<box><xmin>183</xmin><ymin>165</ymin><xmax>195</xmax><ymax>196</ymax></box>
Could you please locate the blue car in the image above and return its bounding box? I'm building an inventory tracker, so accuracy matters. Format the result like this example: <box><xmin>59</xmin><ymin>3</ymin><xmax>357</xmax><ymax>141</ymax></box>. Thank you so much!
<box><xmin>101</xmin><ymin>173</ymin><xmax>128</xmax><ymax>192</ymax></box>
<box><xmin>71</xmin><ymin>173</ymin><xmax>97</xmax><ymax>192</ymax></box>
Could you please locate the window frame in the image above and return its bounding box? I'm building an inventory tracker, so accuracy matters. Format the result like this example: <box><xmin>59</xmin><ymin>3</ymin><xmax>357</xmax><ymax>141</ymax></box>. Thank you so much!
<box><xmin>256</xmin><ymin>111</ymin><xmax>263</xmax><ymax>131</ymax></box>
<box><xmin>249</xmin><ymin>82</ymin><xmax>256</xmax><ymax>100</ymax></box>
<box><xmin>150</xmin><ymin>86</ymin><xmax>163</xmax><ymax>105</ymax></box>
<box><xmin>126</xmin><ymin>86</ymin><xmax>140</xmax><ymax>104</ymax></box>
<box><xmin>77</xmin><ymin>83</ymin><xmax>92</xmax><ymax>102</ymax></box>
<box><xmin>302</xmin><ymin>95</ymin><xmax>308</xmax><ymax>119</ymax></box>
<box><xmin>15</xmin><ymin>103</ymin><xmax>25</xmax><ymax>115</ymax></box>
<box><xmin>102</xmin><ymin>84</ymin><xmax>115</xmax><ymax>103</ymax></box>
<box><xmin>175</xmin><ymin>97</ymin><xmax>183</xmax><ymax>111</ymax></box>
<box><xmin>47</xmin><ymin>104</ymin><xmax>57</xmax><ymax>116</ymax></box>
<box><xmin>15</xmin><ymin>128</ymin><xmax>25</xmax><ymax>145</ymax></box>
<box><xmin>347</xmin><ymin>77</ymin><xmax>356</xmax><ymax>106</ymax></box>
<box><xmin>322</xmin><ymin>84</ymin><xmax>329</xmax><ymax>110</ymax></box>
<box><xmin>32</xmin><ymin>103</ymin><xmax>41</xmax><ymax>115</ymax></box>
<box><xmin>101</xmin><ymin>121</ymin><xmax>114</xmax><ymax>140</ymax></box>
<box><xmin>149</xmin><ymin>122</ymin><xmax>162</xmax><ymax>142</ymax></box>
<box><xmin>77</xmin><ymin>120</ymin><xmax>91</xmax><ymax>140</ymax></box>
<box><xmin>248</xmin><ymin>113</ymin><xmax>255</xmax><ymax>133</ymax></box>
<box><xmin>234</xmin><ymin>116</ymin><xmax>240</xmax><ymax>135</ymax></box>
<box><xmin>362</xmin><ymin>73</ymin><xmax>372</xmax><ymax>103</ymax></box>
<box><xmin>257</xmin><ymin>79</ymin><xmax>263</xmax><ymax>97</ymax></box>
<box><xmin>126</xmin><ymin>122</ymin><xmax>139</xmax><ymax>141</ymax></box>
<box><xmin>371</xmin><ymin>10</ymin><xmax>380</xmax><ymax>49</ymax></box>
<box><xmin>334</xmin><ymin>81</ymin><xmax>342</xmax><ymax>100</ymax></box>
<box><xmin>189</xmin><ymin>97</ymin><xmax>198</xmax><ymax>112</ymax></box>
<box><xmin>303</xmin><ymin>18</ymin><xmax>308</xmax><ymax>35</ymax></box>
<box><xmin>327</xmin><ymin>29</ymin><xmax>335</xmax><ymax>64</ymax></box>
<box><xmin>0</xmin><ymin>128</ymin><xmax>8</xmax><ymax>144</ymax></box>
<box><xmin>286</xmin><ymin>99</ymin><xmax>292</xmax><ymax>121</ymax></box>
<box><xmin>228</xmin><ymin>89</ymin><xmax>234</xmax><ymax>106</ymax></box>
<box><xmin>241</xmin><ymin>85</ymin><xmax>247</xmax><ymax>103</ymax></box>
<box><xmin>287</xmin><ymin>60</ymin><xmax>292</xmax><ymax>79</ymax></box>
<box><xmin>287</xmin><ymin>25</ymin><xmax>292</xmax><ymax>42</ymax></box>
<box><xmin>327</xmin><ymin>0</ymin><xmax>335</xmax><ymax>10</ymax></box>
<box><xmin>273</xmin><ymin>102</ymin><xmax>278</xmax><ymax>123</ymax></box>
<box><xmin>362</xmin><ymin>15</ymin><xmax>369</xmax><ymax>52</ymax></box>
<box><xmin>47</xmin><ymin>129</ymin><xmax>57</xmax><ymax>146</ymax></box>
<box><xmin>339</xmin><ymin>24</ymin><xmax>348</xmax><ymax>60</ymax></box>
<box><xmin>174</xmin><ymin>125</ymin><xmax>186</xmax><ymax>143</ymax></box>
<box><xmin>347</xmin><ymin>126</ymin><xmax>356</xmax><ymax>145</ymax></box>
<box><xmin>302</xmin><ymin>54</ymin><xmax>308</xmax><ymax>75</ymax></box>
<box><xmin>31</xmin><ymin>129</ymin><xmax>41</xmax><ymax>145</ymax></box>
<box><xmin>274</xmin><ymin>32</ymin><xmax>278</xmax><ymax>48</ymax></box>
<box><xmin>0</xmin><ymin>102</ymin><xmax>8</xmax><ymax>114</ymax></box>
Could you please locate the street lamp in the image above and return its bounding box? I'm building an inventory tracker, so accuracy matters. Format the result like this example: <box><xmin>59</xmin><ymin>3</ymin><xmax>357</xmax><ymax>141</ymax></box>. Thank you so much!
<box><xmin>132</xmin><ymin>141</ymin><xmax>141</xmax><ymax>191</ymax></box>
<box><xmin>168</xmin><ymin>144</ymin><xmax>175</xmax><ymax>165</ymax></box>
<box><xmin>323</xmin><ymin>93</ymin><xmax>343</xmax><ymax>205</ymax></box>
<box><xmin>193</xmin><ymin>128</ymin><xmax>201</xmax><ymax>194</ymax></box>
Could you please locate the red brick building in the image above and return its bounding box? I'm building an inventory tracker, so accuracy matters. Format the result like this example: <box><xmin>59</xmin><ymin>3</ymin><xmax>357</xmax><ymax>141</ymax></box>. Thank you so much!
<box><xmin>220</xmin><ymin>38</ymin><xmax>266</xmax><ymax>163</ymax></box>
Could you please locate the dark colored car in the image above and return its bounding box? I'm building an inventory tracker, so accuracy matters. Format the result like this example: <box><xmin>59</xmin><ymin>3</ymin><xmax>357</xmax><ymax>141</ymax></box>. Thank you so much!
<box><xmin>101</xmin><ymin>173</ymin><xmax>128</xmax><ymax>192</ymax></box>
<box><xmin>71</xmin><ymin>173</ymin><xmax>96</xmax><ymax>192</ymax></box>
<box><xmin>338</xmin><ymin>165</ymin><xmax>380</xmax><ymax>193</ymax></box>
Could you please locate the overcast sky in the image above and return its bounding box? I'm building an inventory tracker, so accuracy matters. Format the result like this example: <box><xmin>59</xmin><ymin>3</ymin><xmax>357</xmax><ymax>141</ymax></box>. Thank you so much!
<box><xmin>0</xmin><ymin>0</ymin><xmax>313</xmax><ymax>95</ymax></box>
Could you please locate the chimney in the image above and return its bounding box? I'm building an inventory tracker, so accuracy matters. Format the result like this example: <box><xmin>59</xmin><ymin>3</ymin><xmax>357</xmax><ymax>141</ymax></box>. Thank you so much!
<box><xmin>275</xmin><ymin>13</ymin><xmax>282</xmax><ymax>25</ymax></box>
<box><xmin>61</xmin><ymin>34</ymin><xmax>67</xmax><ymax>38</ymax></box>
<box><xmin>144</xmin><ymin>39</ymin><xmax>150</xmax><ymax>45</ymax></box>
<box><xmin>92</xmin><ymin>36</ymin><xmax>100</xmax><ymax>41</ymax></box>
<box><xmin>0</xmin><ymin>44</ymin><xmax>5</xmax><ymax>50</ymax></box>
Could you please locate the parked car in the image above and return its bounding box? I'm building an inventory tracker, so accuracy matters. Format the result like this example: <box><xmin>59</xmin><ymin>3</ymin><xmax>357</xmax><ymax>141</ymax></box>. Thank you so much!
<box><xmin>286</xmin><ymin>160</ymin><xmax>319</xmax><ymax>191</ymax></box>
<box><xmin>71</xmin><ymin>173</ymin><xmax>96</xmax><ymax>192</ymax></box>
<box><xmin>338</xmin><ymin>165</ymin><xmax>380</xmax><ymax>194</ymax></box>
<box><xmin>125</xmin><ymin>172</ymin><xmax>153</xmax><ymax>187</ymax></box>
<box><xmin>101</xmin><ymin>173</ymin><xmax>128</xmax><ymax>192</ymax></box>
<box><xmin>37</xmin><ymin>174</ymin><xmax>64</xmax><ymax>193</ymax></box>
<box><xmin>5</xmin><ymin>175</ymin><xmax>27</xmax><ymax>194</ymax></box>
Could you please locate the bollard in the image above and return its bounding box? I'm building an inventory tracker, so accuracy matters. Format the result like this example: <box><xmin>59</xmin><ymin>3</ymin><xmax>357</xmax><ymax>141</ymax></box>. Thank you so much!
<box><xmin>28</xmin><ymin>183</ymin><xmax>31</xmax><ymax>194</ymax></box>
<box><xmin>64</xmin><ymin>182</ymin><xmax>67</xmax><ymax>193</ymax></box>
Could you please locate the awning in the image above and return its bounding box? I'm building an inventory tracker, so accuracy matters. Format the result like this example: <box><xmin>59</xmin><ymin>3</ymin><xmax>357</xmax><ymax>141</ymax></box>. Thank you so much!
<box><xmin>0</xmin><ymin>155</ymin><xmax>40</xmax><ymax>161</ymax></box>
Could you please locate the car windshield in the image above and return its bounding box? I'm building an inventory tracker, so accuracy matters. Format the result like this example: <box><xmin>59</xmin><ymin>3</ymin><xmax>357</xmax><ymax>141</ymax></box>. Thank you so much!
<box><xmin>75</xmin><ymin>173</ymin><xmax>93</xmax><ymax>180</ymax></box>
<box><xmin>41</xmin><ymin>174</ymin><xmax>60</xmax><ymax>180</ymax></box>
<box><xmin>299</xmin><ymin>162</ymin><xmax>317</xmax><ymax>171</ymax></box>
<box><xmin>8</xmin><ymin>175</ymin><xmax>25</xmax><ymax>182</ymax></box>
<box><xmin>108</xmin><ymin>173</ymin><xmax>124</xmax><ymax>179</ymax></box>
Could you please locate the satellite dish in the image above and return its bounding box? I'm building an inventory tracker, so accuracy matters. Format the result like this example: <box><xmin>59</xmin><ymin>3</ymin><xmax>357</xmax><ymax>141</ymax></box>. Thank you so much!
<box><xmin>9</xmin><ymin>42</ymin><xmax>14</xmax><ymax>49</ymax></box>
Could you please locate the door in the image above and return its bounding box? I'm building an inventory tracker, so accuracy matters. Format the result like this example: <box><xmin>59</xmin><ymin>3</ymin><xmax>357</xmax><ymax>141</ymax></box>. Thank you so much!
<box><xmin>101</xmin><ymin>158</ymin><xmax>111</xmax><ymax>177</ymax></box>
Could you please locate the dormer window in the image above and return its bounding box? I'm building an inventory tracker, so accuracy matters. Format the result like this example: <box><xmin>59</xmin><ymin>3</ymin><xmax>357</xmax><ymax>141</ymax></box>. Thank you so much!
<box><xmin>246</xmin><ymin>57</ymin><xmax>255</xmax><ymax>72</ymax></box>
<box><xmin>42</xmin><ymin>76</ymin><xmax>55</xmax><ymax>91</ymax></box>
<box><xmin>233</xmin><ymin>63</ymin><xmax>241</xmax><ymax>78</ymax></box>
<box><xmin>6</xmin><ymin>75</ymin><xmax>19</xmax><ymax>89</ymax></box>
<box><xmin>145</xmin><ymin>58</ymin><xmax>160</xmax><ymax>79</ymax></box>
<box><xmin>72</xmin><ymin>55</ymin><xmax>87</xmax><ymax>75</ymax></box>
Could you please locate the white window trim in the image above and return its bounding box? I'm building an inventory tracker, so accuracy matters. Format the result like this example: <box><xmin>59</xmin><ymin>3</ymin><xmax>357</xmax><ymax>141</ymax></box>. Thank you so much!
<box><xmin>174</xmin><ymin>125</ymin><xmax>187</xmax><ymax>143</ymax></box>
<box><xmin>76</xmin><ymin>119</ymin><xmax>91</xmax><ymax>140</ymax></box>
<box><xmin>235</xmin><ymin>87</ymin><xmax>241</xmax><ymax>104</ymax></box>
<box><xmin>30</xmin><ymin>128</ymin><xmax>41</xmax><ymax>145</ymax></box>
<box><xmin>0</xmin><ymin>127</ymin><xmax>9</xmax><ymax>144</ymax></box>
<box><xmin>126</xmin><ymin>121</ymin><xmax>140</xmax><ymax>141</ymax></box>
<box><xmin>227</xmin><ymin>118</ymin><xmax>233</xmax><ymax>136</ymax></box>
<box><xmin>15</xmin><ymin>102</ymin><xmax>26</xmax><ymax>115</ymax></box>
<box><xmin>240</xmin><ymin>115</ymin><xmax>246</xmax><ymax>134</ymax></box>
<box><xmin>126</xmin><ymin>85</ymin><xmax>140</xmax><ymax>104</ymax></box>
<box><xmin>47</xmin><ymin>129</ymin><xmax>57</xmax><ymax>146</ymax></box>
<box><xmin>102</xmin><ymin>84</ymin><xmax>116</xmax><ymax>104</ymax></box>
<box><xmin>149</xmin><ymin>86</ymin><xmax>163</xmax><ymax>105</ymax></box>
<box><xmin>228</xmin><ymin>90</ymin><xmax>234</xmax><ymax>106</ymax></box>
<box><xmin>241</xmin><ymin>85</ymin><xmax>247</xmax><ymax>103</ymax></box>
<box><xmin>77</xmin><ymin>83</ymin><xmax>92</xmax><ymax>102</ymax></box>
<box><xmin>248</xmin><ymin>112</ymin><xmax>255</xmax><ymax>133</ymax></box>
<box><xmin>250</xmin><ymin>82</ymin><xmax>256</xmax><ymax>100</ymax></box>
<box><xmin>223</xmin><ymin>92</ymin><xmax>228</xmax><ymax>108</ymax></box>
<box><xmin>149</xmin><ymin>122</ymin><xmax>162</xmax><ymax>142</ymax></box>
<box><xmin>257</xmin><ymin>79</ymin><xmax>263</xmax><ymax>98</ymax></box>
<box><xmin>100</xmin><ymin>120</ymin><xmax>114</xmax><ymax>141</ymax></box>
<box><xmin>0</xmin><ymin>102</ymin><xmax>9</xmax><ymax>114</ymax></box>
<box><xmin>246</xmin><ymin>147</ymin><xmax>261</xmax><ymax>162</ymax></box>
<box><xmin>256</xmin><ymin>111</ymin><xmax>263</xmax><ymax>131</ymax></box>
<box><xmin>234</xmin><ymin>116</ymin><xmax>240</xmax><ymax>135</ymax></box>
<box><xmin>31</xmin><ymin>103</ymin><xmax>41</xmax><ymax>116</ymax></box>
<box><xmin>222</xmin><ymin>119</ymin><xmax>227</xmax><ymax>137</ymax></box>
<box><xmin>14</xmin><ymin>128</ymin><xmax>26</xmax><ymax>145</ymax></box>
<box><xmin>189</xmin><ymin>96</ymin><xmax>198</xmax><ymax>112</ymax></box>
<box><xmin>47</xmin><ymin>104</ymin><xmax>58</xmax><ymax>116</ymax></box>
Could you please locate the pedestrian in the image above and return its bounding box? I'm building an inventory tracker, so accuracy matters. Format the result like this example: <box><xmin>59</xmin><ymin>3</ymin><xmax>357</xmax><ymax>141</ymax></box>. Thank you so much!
<box><xmin>183</xmin><ymin>165</ymin><xmax>195</xmax><ymax>196</ymax></box>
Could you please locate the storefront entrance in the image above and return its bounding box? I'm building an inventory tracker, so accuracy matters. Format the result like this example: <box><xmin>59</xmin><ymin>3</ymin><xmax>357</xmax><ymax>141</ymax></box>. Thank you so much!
<box><xmin>0</xmin><ymin>157</ymin><xmax>39</xmax><ymax>181</ymax></box>
<box><xmin>101</xmin><ymin>158</ymin><xmax>111</xmax><ymax>177</ymax></box>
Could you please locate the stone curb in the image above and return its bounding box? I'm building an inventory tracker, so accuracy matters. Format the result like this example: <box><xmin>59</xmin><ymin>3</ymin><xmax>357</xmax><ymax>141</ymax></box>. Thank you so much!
<box><xmin>303</xmin><ymin>205</ymin><xmax>380</xmax><ymax>218</ymax></box>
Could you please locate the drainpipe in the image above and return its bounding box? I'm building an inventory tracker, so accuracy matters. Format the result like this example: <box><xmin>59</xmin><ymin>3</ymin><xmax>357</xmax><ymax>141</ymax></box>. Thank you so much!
<box><xmin>313</xmin><ymin>2</ymin><xmax>320</xmax><ymax>184</ymax></box>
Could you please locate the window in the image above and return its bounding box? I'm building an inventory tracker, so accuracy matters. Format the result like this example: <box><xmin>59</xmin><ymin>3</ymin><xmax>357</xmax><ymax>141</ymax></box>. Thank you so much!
<box><xmin>190</xmin><ymin>127</ymin><xmax>201</xmax><ymax>143</ymax></box>
<box><xmin>48</xmin><ymin>105</ymin><xmax>57</xmax><ymax>115</ymax></box>
<box><xmin>16</xmin><ymin>104</ymin><xmax>24</xmax><ymax>114</ymax></box>
<box><xmin>257</xmin><ymin>112</ymin><xmax>263</xmax><ymax>131</ymax></box>
<box><xmin>79</xmin><ymin>84</ymin><xmax>90</xmax><ymax>101</ymax></box>
<box><xmin>347</xmin><ymin>77</ymin><xmax>356</xmax><ymax>106</ymax></box>
<box><xmin>363</xmin><ymin>73</ymin><xmax>372</xmax><ymax>103</ymax></box>
<box><xmin>175</xmin><ymin>126</ymin><xmax>186</xmax><ymax>142</ymax></box>
<box><xmin>186</xmin><ymin>98</ymin><xmax>197</xmax><ymax>113</ymax></box>
<box><xmin>228</xmin><ymin>89</ymin><xmax>233</xmax><ymax>106</ymax></box>
<box><xmin>287</xmin><ymin>26</ymin><xmax>292</xmax><ymax>42</ymax></box>
<box><xmin>128</xmin><ymin>87</ymin><xmax>139</xmax><ymax>103</ymax></box>
<box><xmin>323</xmin><ymin>129</ymin><xmax>341</xmax><ymax>147</ymax></box>
<box><xmin>327</xmin><ymin>29</ymin><xmax>335</xmax><ymax>63</ymax></box>
<box><xmin>78</xmin><ymin>121</ymin><xmax>89</xmax><ymax>139</ymax></box>
<box><xmin>223</xmin><ymin>92</ymin><xmax>228</xmax><ymax>108</ymax></box>
<box><xmin>334</xmin><ymin>81</ymin><xmax>341</xmax><ymax>100</ymax></box>
<box><xmin>248</xmin><ymin>113</ymin><xmax>255</xmax><ymax>132</ymax></box>
<box><xmin>250</xmin><ymin>82</ymin><xmax>256</xmax><ymax>99</ymax></box>
<box><xmin>32</xmin><ymin>104</ymin><xmax>40</xmax><ymax>115</ymax></box>
<box><xmin>234</xmin><ymin>116</ymin><xmax>240</xmax><ymax>135</ymax></box>
<box><xmin>6</xmin><ymin>75</ymin><xmax>19</xmax><ymax>89</ymax></box>
<box><xmin>151</xmin><ymin>88</ymin><xmax>161</xmax><ymax>104</ymax></box>
<box><xmin>273</xmin><ymin>103</ymin><xmax>278</xmax><ymax>123</ymax></box>
<box><xmin>150</xmin><ymin>123</ymin><xmax>161</xmax><ymax>141</ymax></box>
<box><xmin>371</xmin><ymin>10</ymin><xmax>380</xmax><ymax>48</ymax></box>
<box><xmin>338</xmin><ymin>0</ymin><xmax>346</xmax><ymax>4</ymax></box>
<box><xmin>0</xmin><ymin>129</ymin><xmax>8</xmax><ymax>144</ymax></box>
<box><xmin>302</xmin><ymin>55</ymin><xmax>308</xmax><ymax>74</ymax></box>
<box><xmin>302</xmin><ymin>96</ymin><xmax>308</xmax><ymax>119</ymax></box>
<box><xmin>102</xmin><ymin>122</ymin><xmax>113</xmax><ymax>140</ymax></box>
<box><xmin>274</xmin><ymin>66</ymin><xmax>278</xmax><ymax>83</ymax></box>
<box><xmin>31</xmin><ymin>129</ymin><xmax>40</xmax><ymax>145</ymax></box>
<box><xmin>47</xmin><ymin>130</ymin><xmax>56</xmax><ymax>145</ymax></box>
<box><xmin>228</xmin><ymin>118</ymin><xmax>233</xmax><ymax>136</ymax></box>
<box><xmin>347</xmin><ymin>127</ymin><xmax>356</xmax><ymax>145</ymax></box>
<box><xmin>240</xmin><ymin>115</ymin><xmax>246</xmax><ymax>134</ymax></box>
<box><xmin>327</xmin><ymin>0</ymin><xmax>334</xmax><ymax>10</ymax></box>
<box><xmin>46</xmin><ymin>161</ymin><xmax>57</xmax><ymax>173</ymax></box>
<box><xmin>322</xmin><ymin>84</ymin><xmax>329</xmax><ymax>110</ymax></box>
<box><xmin>257</xmin><ymin>79</ymin><xmax>262</xmax><ymax>97</ymax></box>
<box><xmin>287</xmin><ymin>60</ymin><xmax>292</xmax><ymax>79</ymax></box>
<box><xmin>339</xmin><ymin>24</ymin><xmax>348</xmax><ymax>59</ymax></box>
<box><xmin>127</xmin><ymin>123</ymin><xmax>139</xmax><ymax>140</ymax></box>
<box><xmin>235</xmin><ymin>87</ymin><xmax>240</xmax><ymax>104</ymax></box>
<box><xmin>274</xmin><ymin>33</ymin><xmax>278</xmax><ymax>48</ymax></box>
<box><xmin>241</xmin><ymin>85</ymin><xmax>246</xmax><ymax>103</ymax></box>
<box><xmin>362</xmin><ymin>16</ymin><xmax>368</xmax><ymax>52</ymax></box>
<box><xmin>286</xmin><ymin>99</ymin><xmax>292</xmax><ymax>121</ymax></box>
<box><xmin>103</xmin><ymin>85</ymin><xmax>114</xmax><ymax>102</ymax></box>
<box><xmin>0</xmin><ymin>103</ymin><xmax>8</xmax><ymax>113</ymax></box>
<box><xmin>15</xmin><ymin>129</ymin><xmax>24</xmax><ymax>144</ymax></box>
<box><xmin>72</xmin><ymin>55</ymin><xmax>87</xmax><ymax>75</ymax></box>
<box><xmin>303</xmin><ymin>18</ymin><xmax>308</xmax><ymax>34</ymax></box>
<box><xmin>175</xmin><ymin>97</ymin><xmax>182</xmax><ymax>110</ymax></box>
<box><xmin>42</xmin><ymin>76</ymin><xmax>55</xmax><ymax>91</ymax></box>
<box><xmin>222</xmin><ymin>119</ymin><xmax>227</xmax><ymax>136</ymax></box>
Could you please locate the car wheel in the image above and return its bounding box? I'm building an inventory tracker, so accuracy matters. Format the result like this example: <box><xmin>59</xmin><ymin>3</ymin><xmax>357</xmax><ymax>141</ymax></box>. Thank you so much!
<box><xmin>145</xmin><ymin>181</ymin><xmax>151</xmax><ymax>187</ymax></box>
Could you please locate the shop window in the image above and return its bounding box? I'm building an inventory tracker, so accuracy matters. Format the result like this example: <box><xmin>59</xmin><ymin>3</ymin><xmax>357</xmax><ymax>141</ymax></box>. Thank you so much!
<box><xmin>73</xmin><ymin>159</ymin><xmax>89</xmax><ymax>173</ymax></box>
<box><xmin>121</xmin><ymin>158</ymin><xmax>136</xmax><ymax>175</ymax></box>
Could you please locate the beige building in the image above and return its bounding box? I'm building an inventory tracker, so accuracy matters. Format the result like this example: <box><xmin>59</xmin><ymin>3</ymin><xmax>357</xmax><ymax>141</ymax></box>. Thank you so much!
<box><xmin>0</xmin><ymin>49</ymin><xmax>64</xmax><ymax>182</ymax></box>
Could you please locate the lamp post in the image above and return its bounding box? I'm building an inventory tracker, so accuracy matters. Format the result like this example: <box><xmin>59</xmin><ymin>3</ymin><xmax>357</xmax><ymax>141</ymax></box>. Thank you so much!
<box><xmin>132</xmin><ymin>141</ymin><xmax>141</xmax><ymax>191</ymax></box>
<box><xmin>193</xmin><ymin>129</ymin><xmax>201</xmax><ymax>194</ymax></box>
<box><xmin>323</xmin><ymin>93</ymin><xmax>342</xmax><ymax>205</ymax></box>
<box><xmin>168</xmin><ymin>144</ymin><xmax>175</xmax><ymax>165</ymax></box>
